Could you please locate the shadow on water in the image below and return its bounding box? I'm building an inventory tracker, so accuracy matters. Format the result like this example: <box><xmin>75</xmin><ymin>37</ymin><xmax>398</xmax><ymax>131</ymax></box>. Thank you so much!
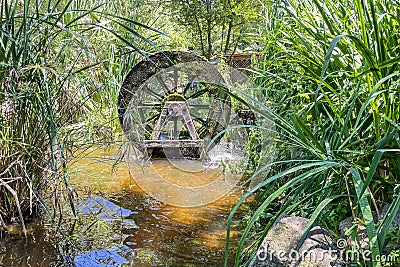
<box><xmin>0</xmin><ymin>147</ymin><xmax>252</xmax><ymax>266</ymax></box>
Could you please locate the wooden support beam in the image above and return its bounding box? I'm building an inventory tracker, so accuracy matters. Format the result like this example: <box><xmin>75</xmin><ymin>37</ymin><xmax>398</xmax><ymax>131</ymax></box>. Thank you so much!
<box><xmin>144</xmin><ymin>139</ymin><xmax>204</xmax><ymax>148</ymax></box>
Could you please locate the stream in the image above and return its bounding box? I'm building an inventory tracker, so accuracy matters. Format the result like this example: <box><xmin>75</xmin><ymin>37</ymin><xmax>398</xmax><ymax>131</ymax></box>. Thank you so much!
<box><xmin>0</xmin><ymin>147</ymin><xmax>252</xmax><ymax>266</ymax></box>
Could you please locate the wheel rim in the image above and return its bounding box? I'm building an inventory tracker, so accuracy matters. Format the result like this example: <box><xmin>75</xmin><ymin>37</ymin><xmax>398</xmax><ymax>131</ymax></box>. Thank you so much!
<box><xmin>118</xmin><ymin>51</ymin><xmax>231</xmax><ymax>151</ymax></box>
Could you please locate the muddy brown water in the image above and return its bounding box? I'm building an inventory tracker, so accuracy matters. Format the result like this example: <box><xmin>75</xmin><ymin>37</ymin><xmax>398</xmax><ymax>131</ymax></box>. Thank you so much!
<box><xmin>0</xmin><ymin>147</ymin><xmax>251</xmax><ymax>266</ymax></box>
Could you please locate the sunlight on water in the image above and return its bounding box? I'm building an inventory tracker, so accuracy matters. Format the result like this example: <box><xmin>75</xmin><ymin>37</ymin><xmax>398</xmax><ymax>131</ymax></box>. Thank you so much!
<box><xmin>0</xmin><ymin>146</ymin><xmax>252</xmax><ymax>266</ymax></box>
<box><xmin>68</xmin><ymin>146</ymin><xmax>247</xmax><ymax>265</ymax></box>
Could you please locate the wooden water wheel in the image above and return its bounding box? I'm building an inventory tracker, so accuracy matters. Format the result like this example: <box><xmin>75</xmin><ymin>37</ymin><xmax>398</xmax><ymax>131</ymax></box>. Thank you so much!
<box><xmin>118</xmin><ymin>51</ymin><xmax>231</xmax><ymax>158</ymax></box>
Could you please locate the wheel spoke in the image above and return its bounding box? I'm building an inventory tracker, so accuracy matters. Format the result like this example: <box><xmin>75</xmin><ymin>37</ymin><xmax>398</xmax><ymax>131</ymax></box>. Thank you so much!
<box><xmin>146</xmin><ymin>113</ymin><xmax>160</xmax><ymax>123</ymax></box>
<box><xmin>188</xmin><ymin>104</ymin><xmax>210</xmax><ymax>109</ymax></box>
<box><xmin>143</xmin><ymin>85</ymin><xmax>163</xmax><ymax>100</ymax></box>
<box><xmin>193</xmin><ymin>116</ymin><xmax>207</xmax><ymax>126</ymax></box>
<box><xmin>156</xmin><ymin>75</ymin><xmax>171</xmax><ymax>94</ymax></box>
<box><xmin>173</xmin><ymin>68</ymin><xmax>178</xmax><ymax>93</ymax></box>
<box><xmin>138</xmin><ymin>102</ymin><xmax>162</xmax><ymax>108</ymax></box>
<box><xmin>187</xmin><ymin>89</ymin><xmax>207</xmax><ymax>100</ymax></box>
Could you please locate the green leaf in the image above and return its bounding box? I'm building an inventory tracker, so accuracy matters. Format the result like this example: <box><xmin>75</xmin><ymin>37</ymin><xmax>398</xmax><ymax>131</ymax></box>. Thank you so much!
<box><xmin>225</xmin><ymin>161</ymin><xmax>341</xmax><ymax>267</ymax></box>
<box><xmin>377</xmin><ymin>187</ymin><xmax>400</xmax><ymax>250</ymax></box>
<box><xmin>350</xmin><ymin>167</ymin><xmax>381</xmax><ymax>267</ymax></box>
<box><xmin>296</xmin><ymin>194</ymin><xmax>346</xmax><ymax>251</ymax></box>
<box><xmin>291</xmin><ymin>113</ymin><xmax>325</xmax><ymax>154</ymax></box>
<box><xmin>358</xmin><ymin>150</ymin><xmax>385</xmax><ymax>198</ymax></box>
<box><xmin>314</xmin><ymin>35</ymin><xmax>345</xmax><ymax>118</ymax></box>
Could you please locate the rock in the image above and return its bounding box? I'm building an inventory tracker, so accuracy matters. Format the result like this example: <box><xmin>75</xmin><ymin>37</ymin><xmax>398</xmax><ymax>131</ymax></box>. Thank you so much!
<box><xmin>380</xmin><ymin>204</ymin><xmax>400</xmax><ymax>229</ymax></box>
<box><xmin>338</xmin><ymin>203</ymin><xmax>400</xmax><ymax>251</ymax></box>
<box><xmin>250</xmin><ymin>216</ymin><xmax>338</xmax><ymax>267</ymax></box>
<box><xmin>338</xmin><ymin>216</ymin><xmax>370</xmax><ymax>250</ymax></box>
<box><xmin>338</xmin><ymin>217</ymin><xmax>353</xmax><ymax>236</ymax></box>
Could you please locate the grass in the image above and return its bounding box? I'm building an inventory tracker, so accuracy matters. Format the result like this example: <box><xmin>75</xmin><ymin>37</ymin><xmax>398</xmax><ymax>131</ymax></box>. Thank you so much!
<box><xmin>1</xmin><ymin>0</ymin><xmax>399</xmax><ymax>266</ymax></box>
<box><xmin>0</xmin><ymin>0</ymin><xmax>160</xmax><ymax>234</ymax></box>
<box><xmin>224</xmin><ymin>0</ymin><xmax>400</xmax><ymax>266</ymax></box>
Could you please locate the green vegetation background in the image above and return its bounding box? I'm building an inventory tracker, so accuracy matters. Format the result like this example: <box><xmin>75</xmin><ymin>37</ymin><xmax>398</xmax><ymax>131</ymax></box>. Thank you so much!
<box><xmin>0</xmin><ymin>0</ymin><xmax>399</xmax><ymax>266</ymax></box>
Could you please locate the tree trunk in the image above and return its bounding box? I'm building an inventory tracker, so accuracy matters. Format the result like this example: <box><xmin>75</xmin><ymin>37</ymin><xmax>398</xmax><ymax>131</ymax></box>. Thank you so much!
<box><xmin>223</xmin><ymin>19</ymin><xmax>233</xmax><ymax>55</ymax></box>
<box><xmin>206</xmin><ymin>0</ymin><xmax>212</xmax><ymax>59</ymax></box>
<box><xmin>194</xmin><ymin>14</ymin><xmax>205</xmax><ymax>57</ymax></box>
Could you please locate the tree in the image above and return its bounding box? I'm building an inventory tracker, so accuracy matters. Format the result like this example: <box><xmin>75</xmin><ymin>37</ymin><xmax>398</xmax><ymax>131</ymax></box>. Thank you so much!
<box><xmin>163</xmin><ymin>0</ymin><xmax>262</xmax><ymax>59</ymax></box>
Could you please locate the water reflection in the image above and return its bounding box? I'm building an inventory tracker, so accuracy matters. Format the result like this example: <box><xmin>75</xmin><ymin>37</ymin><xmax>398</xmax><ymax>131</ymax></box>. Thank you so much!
<box><xmin>74</xmin><ymin>246</ymin><xmax>131</xmax><ymax>267</ymax></box>
<box><xmin>0</xmin><ymin>147</ymin><xmax>250</xmax><ymax>266</ymax></box>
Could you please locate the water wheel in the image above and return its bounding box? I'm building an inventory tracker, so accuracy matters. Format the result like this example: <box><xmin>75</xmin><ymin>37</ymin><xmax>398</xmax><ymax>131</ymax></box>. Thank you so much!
<box><xmin>118</xmin><ymin>51</ymin><xmax>231</xmax><ymax>158</ymax></box>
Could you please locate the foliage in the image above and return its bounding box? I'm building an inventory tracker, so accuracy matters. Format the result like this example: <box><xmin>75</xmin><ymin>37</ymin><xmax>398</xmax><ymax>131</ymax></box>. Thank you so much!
<box><xmin>162</xmin><ymin>0</ymin><xmax>262</xmax><ymax>59</ymax></box>
<box><xmin>1</xmin><ymin>0</ymin><xmax>399</xmax><ymax>266</ymax></box>
<box><xmin>0</xmin><ymin>0</ymin><xmax>159</xmax><ymax>233</ymax></box>
<box><xmin>224</xmin><ymin>0</ymin><xmax>400</xmax><ymax>266</ymax></box>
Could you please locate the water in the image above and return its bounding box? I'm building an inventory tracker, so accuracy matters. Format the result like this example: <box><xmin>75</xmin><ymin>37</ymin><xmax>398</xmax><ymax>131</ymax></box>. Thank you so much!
<box><xmin>0</xmin><ymin>147</ymin><xmax>251</xmax><ymax>266</ymax></box>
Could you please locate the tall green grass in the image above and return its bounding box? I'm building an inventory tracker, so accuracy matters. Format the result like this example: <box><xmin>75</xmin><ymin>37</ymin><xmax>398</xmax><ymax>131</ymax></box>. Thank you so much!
<box><xmin>225</xmin><ymin>0</ymin><xmax>400</xmax><ymax>266</ymax></box>
<box><xmin>0</xmin><ymin>0</ymin><xmax>159</xmax><ymax>235</ymax></box>
<box><xmin>0</xmin><ymin>0</ymin><xmax>88</xmax><ymax>235</ymax></box>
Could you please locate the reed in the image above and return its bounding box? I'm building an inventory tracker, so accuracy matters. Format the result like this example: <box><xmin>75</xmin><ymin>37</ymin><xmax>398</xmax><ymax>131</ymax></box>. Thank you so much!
<box><xmin>0</xmin><ymin>0</ymin><xmax>158</xmax><ymax>235</ymax></box>
<box><xmin>225</xmin><ymin>0</ymin><xmax>400</xmax><ymax>266</ymax></box>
